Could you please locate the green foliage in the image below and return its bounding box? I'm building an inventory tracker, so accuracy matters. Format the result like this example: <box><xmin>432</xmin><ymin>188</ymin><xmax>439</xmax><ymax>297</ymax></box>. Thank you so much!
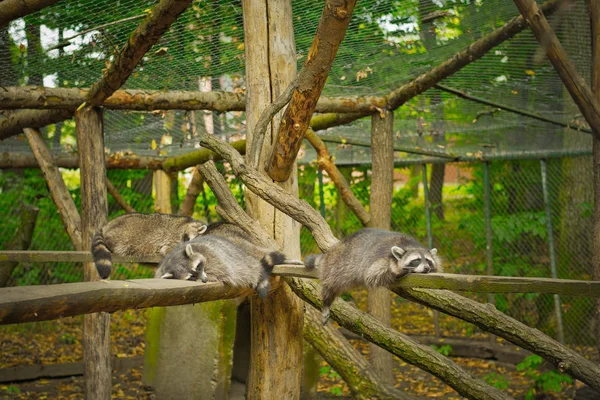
<box><xmin>430</xmin><ymin>344</ymin><xmax>452</xmax><ymax>356</ymax></box>
<box><xmin>483</xmin><ymin>372</ymin><xmax>509</xmax><ymax>391</ymax></box>
<box><xmin>517</xmin><ymin>355</ymin><xmax>573</xmax><ymax>399</ymax></box>
<box><xmin>1</xmin><ymin>385</ymin><xmax>21</xmax><ymax>394</ymax></box>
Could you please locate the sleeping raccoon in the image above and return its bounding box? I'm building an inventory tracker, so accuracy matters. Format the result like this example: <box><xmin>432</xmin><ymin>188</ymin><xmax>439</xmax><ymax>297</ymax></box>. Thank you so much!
<box><xmin>155</xmin><ymin>234</ymin><xmax>291</xmax><ymax>298</ymax></box>
<box><xmin>305</xmin><ymin>228</ymin><xmax>442</xmax><ymax>324</ymax></box>
<box><xmin>92</xmin><ymin>213</ymin><xmax>207</xmax><ymax>279</ymax></box>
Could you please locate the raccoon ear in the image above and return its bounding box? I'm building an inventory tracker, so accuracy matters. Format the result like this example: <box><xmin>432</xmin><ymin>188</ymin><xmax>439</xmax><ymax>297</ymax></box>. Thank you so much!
<box><xmin>185</xmin><ymin>244</ymin><xmax>195</xmax><ymax>258</ymax></box>
<box><xmin>430</xmin><ymin>248</ymin><xmax>437</xmax><ymax>256</ymax></box>
<box><xmin>391</xmin><ymin>246</ymin><xmax>405</xmax><ymax>260</ymax></box>
<box><xmin>198</xmin><ymin>224</ymin><xmax>208</xmax><ymax>235</ymax></box>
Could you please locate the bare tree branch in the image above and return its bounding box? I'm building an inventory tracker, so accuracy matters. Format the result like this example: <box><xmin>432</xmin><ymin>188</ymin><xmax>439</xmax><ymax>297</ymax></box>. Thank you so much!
<box><xmin>106</xmin><ymin>178</ymin><xmax>135</xmax><ymax>213</ymax></box>
<box><xmin>1</xmin><ymin>110</ymin><xmax>72</xmax><ymax>140</ymax></box>
<box><xmin>0</xmin><ymin>0</ymin><xmax>62</xmax><ymax>28</ymax></box>
<box><xmin>178</xmin><ymin>167</ymin><xmax>204</xmax><ymax>217</ymax></box>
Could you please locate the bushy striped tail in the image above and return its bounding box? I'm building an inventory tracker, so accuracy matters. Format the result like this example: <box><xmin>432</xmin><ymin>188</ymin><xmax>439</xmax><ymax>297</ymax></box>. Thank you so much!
<box><xmin>256</xmin><ymin>251</ymin><xmax>286</xmax><ymax>298</ymax></box>
<box><xmin>92</xmin><ymin>231</ymin><xmax>112</xmax><ymax>279</ymax></box>
<box><xmin>303</xmin><ymin>254</ymin><xmax>322</xmax><ymax>269</ymax></box>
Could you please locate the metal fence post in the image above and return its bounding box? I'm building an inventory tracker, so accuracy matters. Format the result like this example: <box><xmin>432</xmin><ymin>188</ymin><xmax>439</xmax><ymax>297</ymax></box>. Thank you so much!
<box><xmin>540</xmin><ymin>159</ymin><xmax>565</xmax><ymax>344</ymax></box>
<box><xmin>483</xmin><ymin>162</ymin><xmax>495</xmax><ymax>306</ymax></box>
<box><xmin>421</xmin><ymin>164</ymin><xmax>440</xmax><ymax>337</ymax></box>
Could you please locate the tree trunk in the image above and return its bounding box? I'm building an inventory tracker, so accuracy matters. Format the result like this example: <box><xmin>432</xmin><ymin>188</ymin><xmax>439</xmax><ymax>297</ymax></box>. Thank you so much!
<box><xmin>367</xmin><ymin>110</ymin><xmax>395</xmax><ymax>384</ymax></box>
<box><xmin>25</xmin><ymin>21</ymin><xmax>42</xmax><ymax>86</ymax></box>
<box><xmin>242</xmin><ymin>0</ymin><xmax>303</xmax><ymax>398</ymax></box>
<box><xmin>143</xmin><ymin>170</ymin><xmax>236</xmax><ymax>399</ymax></box>
<box><xmin>75</xmin><ymin>107</ymin><xmax>111</xmax><ymax>400</ymax></box>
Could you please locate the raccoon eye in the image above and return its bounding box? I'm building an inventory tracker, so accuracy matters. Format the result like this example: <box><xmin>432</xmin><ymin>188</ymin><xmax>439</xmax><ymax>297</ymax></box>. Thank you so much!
<box><xmin>427</xmin><ymin>259</ymin><xmax>434</xmax><ymax>267</ymax></box>
<box><xmin>408</xmin><ymin>259</ymin><xmax>421</xmax><ymax>268</ymax></box>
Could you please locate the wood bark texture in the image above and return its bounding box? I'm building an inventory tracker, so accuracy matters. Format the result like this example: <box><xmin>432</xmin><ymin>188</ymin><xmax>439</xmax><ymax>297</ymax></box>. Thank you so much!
<box><xmin>394</xmin><ymin>287</ymin><xmax>600</xmax><ymax>392</ymax></box>
<box><xmin>303</xmin><ymin>307</ymin><xmax>411</xmax><ymax>400</ymax></box>
<box><xmin>85</xmin><ymin>0</ymin><xmax>194</xmax><ymax>107</ymax></box>
<box><xmin>266</xmin><ymin>0</ymin><xmax>357</xmax><ymax>182</ymax></box>
<box><xmin>367</xmin><ymin>110</ymin><xmax>395</xmax><ymax>384</ymax></box>
<box><xmin>587</xmin><ymin>0</ymin><xmax>600</xmax><ymax>362</ymax></box>
<box><xmin>512</xmin><ymin>0</ymin><xmax>600</xmax><ymax>138</ymax></box>
<box><xmin>161</xmin><ymin>139</ymin><xmax>246</xmax><ymax>171</ymax></box>
<box><xmin>1</xmin><ymin>110</ymin><xmax>73</xmax><ymax>140</ymax></box>
<box><xmin>0</xmin><ymin>152</ymin><xmax>163</xmax><ymax>170</ymax></box>
<box><xmin>387</xmin><ymin>0</ymin><xmax>563</xmax><ymax>110</ymax></box>
<box><xmin>289</xmin><ymin>278</ymin><xmax>512</xmax><ymax>400</ymax></box>
<box><xmin>0</xmin><ymin>204</ymin><xmax>39</xmax><ymax>287</ymax></box>
<box><xmin>106</xmin><ymin>178</ymin><xmax>135</xmax><ymax>213</ymax></box>
<box><xmin>178</xmin><ymin>167</ymin><xmax>204</xmax><ymax>217</ymax></box>
<box><xmin>75</xmin><ymin>107</ymin><xmax>111</xmax><ymax>400</ymax></box>
<box><xmin>24</xmin><ymin>128</ymin><xmax>83</xmax><ymax>250</ymax></box>
<box><xmin>0</xmin><ymin>0</ymin><xmax>62</xmax><ymax>27</ymax></box>
<box><xmin>305</xmin><ymin>129</ymin><xmax>371</xmax><ymax>226</ymax></box>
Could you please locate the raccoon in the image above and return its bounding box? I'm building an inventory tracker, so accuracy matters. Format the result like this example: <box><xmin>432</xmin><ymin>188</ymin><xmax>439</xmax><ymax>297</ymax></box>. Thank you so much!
<box><xmin>155</xmin><ymin>234</ymin><xmax>291</xmax><ymax>298</ymax></box>
<box><xmin>92</xmin><ymin>213</ymin><xmax>207</xmax><ymax>279</ymax></box>
<box><xmin>305</xmin><ymin>228</ymin><xmax>442</xmax><ymax>324</ymax></box>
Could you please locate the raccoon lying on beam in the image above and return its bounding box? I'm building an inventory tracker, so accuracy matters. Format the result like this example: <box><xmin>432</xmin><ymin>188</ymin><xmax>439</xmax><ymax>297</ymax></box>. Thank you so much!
<box><xmin>155</xmin><ymin>231</ymin><xmax>300</xmax><ymax>298</ymax></box>
<box><xmin>92</xmin><ymin>213</ymin><xmax>207</xmax><ymax>279</ymax></box>
<box><xmin>304</xmin><ymin>228</ymin><xmax>442</xmax><ymax>324</ymax></box>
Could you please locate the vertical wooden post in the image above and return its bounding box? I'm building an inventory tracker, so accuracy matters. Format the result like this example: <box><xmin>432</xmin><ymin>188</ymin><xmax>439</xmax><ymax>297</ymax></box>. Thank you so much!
<box><xmin>144</xmin><ymin>170</ymin><xmax>236</xmax><ymax>400</ymax></box>
<box><xmin>242</xmin><ymin>0</ymin><xmax>303</xmax><ymax>398</ymax></box>
<box><xmin>75</xmin><ymin>106</ymin><xmax>111</xmax><ymax>400</ymax></box>
<box><xmin>367</xmin><ymin>109</ymin><xmax>394</xmax><ymax>384</ymax></box>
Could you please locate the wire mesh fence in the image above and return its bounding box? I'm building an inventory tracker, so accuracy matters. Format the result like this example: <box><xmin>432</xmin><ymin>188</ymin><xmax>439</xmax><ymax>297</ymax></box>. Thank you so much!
<box><xmin>0</xmin><ymin>155</ymin><xmax>596</xmax><ymax>346</ymax></box>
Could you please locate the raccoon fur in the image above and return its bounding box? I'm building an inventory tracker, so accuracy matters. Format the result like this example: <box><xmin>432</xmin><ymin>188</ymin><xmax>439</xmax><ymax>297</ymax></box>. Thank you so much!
<box><xmin>92</xmin><ymin>213</ymin><xmax>207</xmax><ymax>279</ymax></box>
<box><xmin>155</xmin><ymin>234</ymin><xmax>291</xmax><ymax>298</ymax></box>
<box><xmin>305</xmin><ymin>228</ymin><xmax>442</xmax><ymax>324</ymax></box>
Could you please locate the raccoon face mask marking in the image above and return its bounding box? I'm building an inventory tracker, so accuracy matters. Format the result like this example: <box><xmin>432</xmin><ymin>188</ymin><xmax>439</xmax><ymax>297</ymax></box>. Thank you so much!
<box><xmin>391</xmin><ymin>246</ymin><xmax>438</xmax><ymax>275</ymax></box>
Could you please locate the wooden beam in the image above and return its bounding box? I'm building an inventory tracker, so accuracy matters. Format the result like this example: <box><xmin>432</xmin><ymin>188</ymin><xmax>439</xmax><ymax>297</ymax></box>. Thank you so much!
<box><xmin>367</xmin><ymin>109</ymin><xmax>395</xmax><ymax>384</ymax></box>
<box><xmin>0</xmin><ymin>204</ymin><xmax>39</xmax><ymax>287</ymax></box>
<box><xmin>75</xmin><ymin>106</ymin><xmax>111</xmax><ymax>399</ymax></box>
<box><xmin>0</xmin><ymin>0</ymin><xmax>62</xmax><ymax>28</ymax></box>
<box><xmin>289</xmin><ymin>278</ymin><xmax>512</xmax><ymax>400</ymax></box>
<box><xmin>394</xmin><ymin>286</ymin><xmax>600</xmax><ymax>392</ymax></box>
<box><xmin>0</xmin><ymin>152</ymin><xmax>164</xmax><ymax>170</ymax></box>
<box><xmin>0</xmin><ymin>279</ymin><xmax>254</xmax><ymax>325</ymax></box>
<box><xmin>0</xmin><ymin>250</ymin><xmax>161</xmax><ymax>263</ymax></box>
<box><xmin>178</xmin><ymin>167</ymin><xmax>204</xmax><ymax>217</ymax></box>
<box><xmin>303</xmin><ymin>306</ymin><xmax>411</xmax><ymax>399</ymax></box>
<box><xmin>266</xmin><ymin>0</ymin><xmax>357</xmax><ymax>182</ymax></box>
<box><xmin>512</xmin><ymin>0</ymin><xmax>600</xmax><ymax>138</ymax></box>
<box><xmin>106</xmin><ymin>178</ymin><xmax>135</xmax><ymax>213</ymax></box>
<box><xmin>0</xmin><ymin>110</ymin><xmax>72</xmax><ymax>140</ymax></box>
<box><xmin>386</xmin><ymin>0</ymin><xmax>564</xmax><ymax>110</ymax></box>
<box><xmin>23</xmin><ymin>128</ymin><xmax>83</xmax><ymax>250</ymax></box>
<box><xmin>161</xmin><ymin>139</ymin><xmax>246</xmax><ymax>171</ymax></box>
<box><xmin>85</xmin><ymin>0</ymin><xmax>194</xmax><ymax>107</ymax></box>
<box><xmin>0</xmin><ymin>86</ymin><xmax>384</xmax><ymax>113</ymax></box>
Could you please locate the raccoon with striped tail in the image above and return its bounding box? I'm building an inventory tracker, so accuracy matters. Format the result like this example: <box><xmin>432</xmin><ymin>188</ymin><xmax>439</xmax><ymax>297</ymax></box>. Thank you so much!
<box><xmin>92</xmin><ymin>213</ymin><xmax>207</xmax><ymax>279</ymax></box>
<box><xmin>305</xmin><ymin>228</ymin><xmax>442</xmax><ymax>324</ymax></box>
<box><xmin>155</xmin><ymin>232</ymin><xmax>299</xmax><ymax>298</ymax></box>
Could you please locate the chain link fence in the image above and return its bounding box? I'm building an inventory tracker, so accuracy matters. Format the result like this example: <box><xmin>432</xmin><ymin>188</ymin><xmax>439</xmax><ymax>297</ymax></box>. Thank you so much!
<box><xmin>0</xmin><ymin>155</ymin><xmax>596</xmax><ymax>348</ymax></box>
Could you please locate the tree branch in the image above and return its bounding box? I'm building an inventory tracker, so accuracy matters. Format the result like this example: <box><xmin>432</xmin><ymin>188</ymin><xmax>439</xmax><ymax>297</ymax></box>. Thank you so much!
<box><xmin>23</xmin><ymin>128</ymin><xmax>83</xmax><ymax>250</ymax></box>
<box><xmin>178</xmin><ymin>167</ymin><xmax>203</xmax><ymax>217</ymax></box>
<box><xmin>303</xmin><ymin>306</ymin><xmax>411</xmax><ymax>400</ymax></box>
<box><xmin>0</xmin><ymin>204</ymin><xmax>39</xmax><ymax>287</ymax></box>
<box><xmin>85</xmin><ymin>0</ymin><xmax>194</xmax><ymax>107</ymax></box>
<box><xmin>393</xmin><ymin>287</ymin><xmax>600</xmax><ymax>392</ymax></box>
<box><xmin>512</xmin><ymin>0</ymin><xmax>600</xmax><ymax>138</ymax></box>
<box><xmin>0</xmin><ymin>0</ymin><xmax>62</xmax><ymax>28</ymax></box>
<box><xmin>266</xmin><ymin>0</ymin><xmax>358</xmax><ymax>182</ymax></box>
<box><xmin>199</xmin><ymin>134</ymin><xmax>339</xmax><ymax>251</ymax></box>
<box><xmin>161</xmin><ymin>139</ymin><xmax>246</xmax><ymax>171</ymax></box>
<box><xmin>106</xmin><ymin>178</ymin><xmax>135</xmax><ymax>213</ymax></box>
<box><xmin>289</xmin><ymin>277</ymin><xmax>512</xmax><ymax>400</ymax></box>
<box><xmin>0</xmin><ymin>110</ymin><xmax>73</xmax><ymax>140</ymax></box>
<box><xmin>386</xmin><ymin>0</ymin><xmax>564</xmax><ymax>110</ymax></box>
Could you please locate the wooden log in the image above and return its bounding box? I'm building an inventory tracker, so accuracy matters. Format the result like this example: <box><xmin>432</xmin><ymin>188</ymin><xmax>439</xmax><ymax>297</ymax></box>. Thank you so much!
<box><xmin>394</xmin><ymin>287</ymin><xmax>600</xmax><ymax>392</ymax></box>
<box><xmin>200</xmin><ymin>134</ymin><xmax>339</xmax><ymax>252</ymax></box>
<box><xmin>0</xmin><ymin>250</ymin><xmax>161</xmax><ymax>263</ymax></box>
<box><xmin>512</xmin><ymin>0</ymin><xmax>600</xmax><ymax>138</ymax></box>
<box><xmin>161</xmin><ymin>139</ymin><xmax>246</xmax><ymax>171</ymax></box>
<box><xmin>178</xmin><ymin>167</ymin><xmax>204</xmax><ymax>217</ymax></box>
<box><xmin>289</xmin><ymin>278</ymin><xmax>512</xmax><ymax>400</ymax></box>
<box><xmin>0</xmin><ymin>0</ymin><xmax>62</xmax><ymax>28</ymax></box>
<box><xmin>0</xmin><ymin>110</ymin><xmax>73</xmax><ymax>140</ymax></box>
<box><xmin>303</xmin><ymin>307</ymin><xmax>411</xmax><ymax>400</ymax></box>
<box><xmin>367</xmin><ymin>109</ymin><xmax>395</xmax><ymax>384</ymax></box>
<box><xmin>386</xmin><ymin>0</ymin><xmax>564</xmax><ymax>110</ymax></box>
<box><xmin>0</xmin><ymin>152</ymin><xmax>164</xmax><ymax>170</ymax></box>
<box><xmin>0</xmin><ymin>279</ymin><xmax>254</xmax><ymax>325</ymax></box>
<box><xmin>106</xmin><ymin>178</ymin><xmax>135</xmax><ymax>213</ymax></box>
<box><xmin>0</xmin><ymin>204</ymin><xmax>39</xmax><ymax>287</ymax></box>
<box><xmin>24</xmin><ymin>128</ymin><xmax>83</xmax><ymax>250</ymax></box>
<box><xmin>85</xmin><ymin>0</ymin><xmax>194</xmax><ymax>107</ymax></box>
<box><xmin>75</xmin><ymin>106</ymin><xmax>111</xmax><ymax>400</ymax></box>
<box><xmin>304</xmin><ymin>129</ymin><xmax>371</xmax><ymax>226</ymax></box>
<box><xmin>266</xmin><ymin>0</ymin><xmax>357</xmax><ymax>182</ymax></box>
<box><xmin>0</xmin><ymin>86</ymin><xmax>384</xmax><ymax>114</ymax></box>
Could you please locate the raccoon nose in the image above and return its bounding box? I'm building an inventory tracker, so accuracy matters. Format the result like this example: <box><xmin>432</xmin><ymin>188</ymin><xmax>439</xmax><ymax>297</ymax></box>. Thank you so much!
<box><xmin>423</xmin><ymin>266</ymin><xmax>431</xmax><ymax>273</ymax></box>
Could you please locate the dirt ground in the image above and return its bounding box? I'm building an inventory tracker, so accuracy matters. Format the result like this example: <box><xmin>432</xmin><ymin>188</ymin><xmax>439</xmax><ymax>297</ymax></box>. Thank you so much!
<box><xmin>0</xmin><ymin>293</ymin><xmax>594</xmax><ymax>399</ymax></box>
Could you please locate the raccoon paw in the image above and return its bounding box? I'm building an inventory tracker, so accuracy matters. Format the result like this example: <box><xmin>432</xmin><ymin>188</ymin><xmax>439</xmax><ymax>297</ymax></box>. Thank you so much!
<box><xmin>256</xmin><ymin>279</ymin><xmax>271</xmax><ymax>298</ymax></box>
<box><xmin>284</xmin><ymin>259</ymin><xmax>304</xmax><ymax>265</ymax></box>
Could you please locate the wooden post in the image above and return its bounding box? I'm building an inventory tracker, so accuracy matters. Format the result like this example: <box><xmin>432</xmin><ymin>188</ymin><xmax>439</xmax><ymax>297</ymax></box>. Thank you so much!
<box><xmin>143</xmin><ymin>170</ymin><xmax>236</xmax><ymax>399</ymax></box>
<box><xmin>75</xmin><ymin>106</ymin><xmax>111</xmax><ymax>400</ymax></box>
<box><xmin>367</xmin><ymin>110</ymin><xmax>395</xmax><ymax>384</ymax></box>
<box><xmin>242</xmin><ymin>0</ymin><xmax>303</xmax><ymax>398</ymax></box>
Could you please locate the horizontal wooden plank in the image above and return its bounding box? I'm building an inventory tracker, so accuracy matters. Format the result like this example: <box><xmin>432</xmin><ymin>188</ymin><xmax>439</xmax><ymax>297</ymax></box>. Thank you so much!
<box><xmin>0</xmin><ymin>250</ymin><xmax>162</xmax><ymax>264</ymax></box>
